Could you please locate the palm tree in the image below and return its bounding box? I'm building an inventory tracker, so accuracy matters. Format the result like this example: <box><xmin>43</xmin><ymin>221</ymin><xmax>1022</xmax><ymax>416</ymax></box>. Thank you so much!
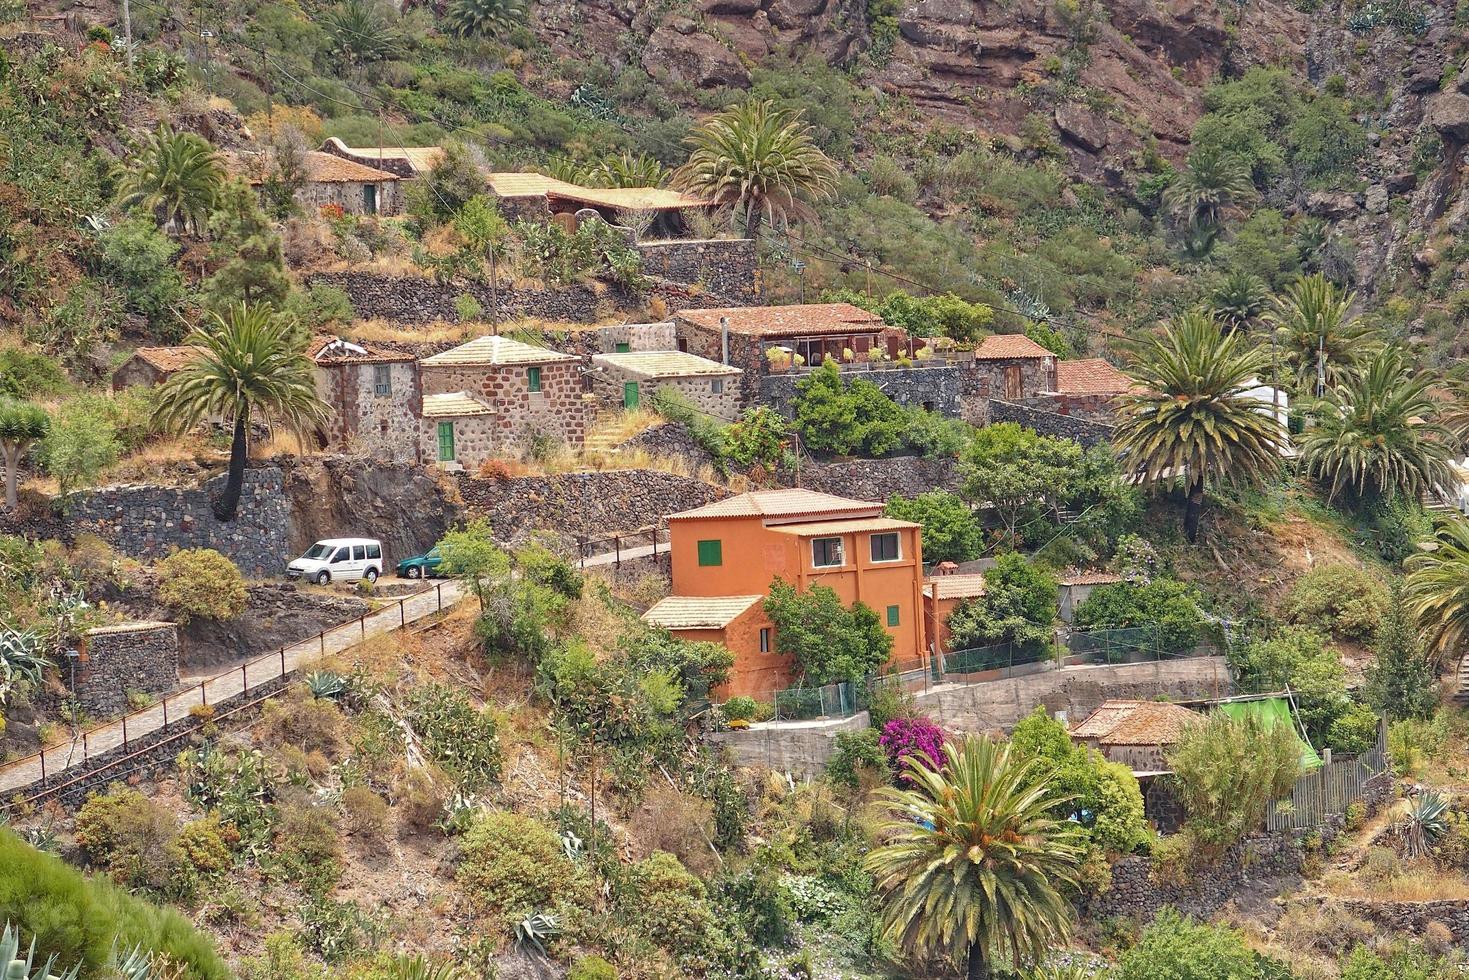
<box><xmin>321</xmin><ymin>0</ymin><xmax>400</xmax><ymax>71</ymax></box>
<box><xmin>1113</xmin><ymin>311</ymin><xmax>1285</xmax><ymax>542</ymax></box>
<box><xmin>1300</xmin><ymin>346</ymin><xmax>1456</xmax><ymax>505</ymax></box>
<box><xmin>1406</xmin><ymin>518</ymin><xmax>1469</xmax><ymax>668</ymax></box>
<box><xmin>442</xmin><ymin>0</ymin><xmax>526</xmax><ymax>38</ymax></box>
<box><xmin>672</xmin><ymin>99</ymin><xmax>839</xmax><ymax>238</ymax></box>
<box><xmin>116</xmin><ymin>126</ymin><xmax>225</xmax><ymax>236</ymax></box>
<box><xmin>156</xmin><ymin>304</ymin><xmax>327</xmax><ymax>521</ymax></box>
<box><xmin>865</xmin><ymin>735</ymin><xmax>1083</xmax><ymax>980</ymax></box>
<box><xmin>1163</xmin><ymin>145</ymin><xmax>1254</xmax><ymax>230</ymax></box>
<box><xmin>582</xmin><ymin>151</ymin><xmax>668</xmax><ymax>189</ymax></box>
<box><xmin>0</xmin><ymin>399</ymin><xmax>49</xmax><ymax>510</ymax></box>
<box><xmin>1209</xmin><ymin>270</ymin><xmax>1271</xmax><ymax>332</ymax></box>
<box><xmin>1269</xmin><ymin>273</ymin><xmax>1371</xmax><ymax>395</ymax></box>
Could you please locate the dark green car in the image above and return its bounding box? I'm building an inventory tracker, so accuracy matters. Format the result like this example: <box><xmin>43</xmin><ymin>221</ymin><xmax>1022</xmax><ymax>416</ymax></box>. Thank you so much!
<box><xmin>396</xmin><ymin>546</ymin><xmax>443</xmax><ymax>579</ymax></box>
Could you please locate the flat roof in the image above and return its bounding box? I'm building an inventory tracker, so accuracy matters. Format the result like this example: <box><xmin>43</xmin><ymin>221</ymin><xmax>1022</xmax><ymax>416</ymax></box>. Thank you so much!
<box><xmin>668</xmin><ymin>489</ymin><xmax>882</xmax><ymax>521</ymax></box>
<box><xmin>642</xmin><ymin>595</ymin><xmax>763</xmax><ymax>630</ymax></box>
<box><xmin>768</xmin><ymin>516</ymin><xmax>919</xmax><ymax>537</ymax></box>
<box><xmin>321</xmin><ymin>139</ymin><xmax>444</xmax><ymax>173</ymax></box>
<box><xmin>420</xmin><ymin>392</ymin><xmax>494</xmax><ymax>417</ymax></box>
<box><xmin>676</xmin><ymin>303</ymin><xmax>886</xmax><ymax>339</ymax></box>
<box><xmin>591</xmin><ymin>350</ymin><xmax>742</xmax><ymax>379</ymax></box>
<box><xmin>421</xmin><ymin>335</ymin><xmax>579</xmax><ymax>367</ymax></box>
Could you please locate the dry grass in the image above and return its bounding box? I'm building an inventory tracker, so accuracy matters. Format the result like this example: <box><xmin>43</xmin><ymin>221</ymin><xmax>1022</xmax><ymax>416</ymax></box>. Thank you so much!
<box><xmin>1319</xmin><ymin>862</ymin><xmax>1469</xmax><ymax>901</ymax></box>
<box><xmin>586</xmin><ymin>407</ymin><xmax>662</xmax><ymax>444</ymax></box>
<box><xmin>348</xmin><ymin>318</ymin><xmax>474</xmax><ymax>345</ymax></box>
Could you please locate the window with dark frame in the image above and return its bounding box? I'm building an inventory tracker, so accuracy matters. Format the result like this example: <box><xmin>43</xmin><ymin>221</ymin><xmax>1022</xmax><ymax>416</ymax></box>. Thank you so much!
<box><xmin>527</xmin><ymin>366</ymin><xmax>542</xmax><ymax>392</ymax></box>
<box><xmin>697</xmin><ymin>539</ymin><xmax>723</xmax><ymax>566</ymax></box>
<box><xmin>759</xmin><ymin>628</ymin><xmax>771</xmax><ymax>653</ymax></box>
<box><xmin>870</xmin><ymin>532</ymin><xmax>900</xmax><ymax>562</ymax></box>
<box><xmin>886</xmin><ymin>604</ymin><xmax>900</xmax><ymax>627</ymax></box>
<box><xmin>811</xmin><ymin>537</ymin><xmax>844</xmax><ymax>568</ymax></box>
<box><xmin>711</xmin><ymin>378</ymin><xmax>724</xmax><ymax>395</ymax></box>
<box><xmin>373</xmin><ymin>364</ymin><xmax>392</xmax><ymax>397</ymax></box>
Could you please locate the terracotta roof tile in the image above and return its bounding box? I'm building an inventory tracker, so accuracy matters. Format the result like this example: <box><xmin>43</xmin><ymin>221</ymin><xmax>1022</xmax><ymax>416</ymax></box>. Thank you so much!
<box><xmin>642</xmin><ymin>595</ymin><xmax>764</xmax><ymax>630</ymax></box>
<box><xmin>421</xmin><ymin>335</ymin><xmax>579</xmax><ymax>367</ymax></box>
<box><xmin>128</xmin><ymin>346</ymin><xmax>204</xmax><ymax>373</ymax></box>
<box><xmin>232</xmin><ymin>150</ymin><xmax>399</xmax><ymax>185</ymax></box>
<box><xmin>973</xmin><ymin>334</ymin><xmax>1054</xmax><ymax>360</ymax></box>
<box><xmin>1055</xmin><ymin>358</ymin><xmax>1139</xmax><ymax>395</ymax></box>
<box><xmin>591</xmin><ymin>350</ymin><xmax>741</xmax><ymax>379</ymax></box>
<box><xmin>668</xmin><ymin>489</ymin><xmax>882</xmax><ymax>521</ymax></box>
<box><xmin>308</xmin><ymin>336</ymin><xmax>415</xmax><ymax>365</ymax></box>
<box><xmin>1059</xmin><ymin>570</ymin><xmax>1125</xmax><ymax>586</ymax></box>
<box><xmin>487</xmin><ymin>172</ymin><xmax>582</xmax><ymax>198</ymax></box>
<box><xmin>420</xmin><ymin>392</ymin><xmax>495</xmax><ymax>418</ymax></box>
<box><xmin>1070</xmin><ymin>700</ymin><xmax>1201</xmax><ymax>746</ymax></box>
<box><xmin>768</xmin><ymin>516</ymin><xmax>919</xmax><ymax>537</ymax></box>
<box><xmin>547</xmin><ymin>186</ymin><xmax>712</xmax><ymax>212</ymax></box>
<box><xmin>924</xmin><ymin>573</ymin><xmax>988</xmax><ymax>601</ymax></box>
<box><xmin>675</xmin><ymin>303</ymin><xmax>886</xmax><ymax>339</ymax></box>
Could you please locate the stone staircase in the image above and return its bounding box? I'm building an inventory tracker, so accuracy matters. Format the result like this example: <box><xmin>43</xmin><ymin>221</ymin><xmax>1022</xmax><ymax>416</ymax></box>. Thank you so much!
<box><xmin>1454</xmin><ymin>655</ymin><xmax>1469</xmax><ymax>705</ymax></box>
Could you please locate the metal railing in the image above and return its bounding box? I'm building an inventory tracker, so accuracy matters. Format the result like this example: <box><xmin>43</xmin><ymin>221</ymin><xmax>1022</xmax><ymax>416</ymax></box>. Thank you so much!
<box><xmin>0</xmin><ymin>583</ymin><xmax>450</xmax><ymax>798</ymax></box>
<box><xmin>573</xmin><ymin>525</ymin><xmax>668</xmax><ymax>568</ymax></box>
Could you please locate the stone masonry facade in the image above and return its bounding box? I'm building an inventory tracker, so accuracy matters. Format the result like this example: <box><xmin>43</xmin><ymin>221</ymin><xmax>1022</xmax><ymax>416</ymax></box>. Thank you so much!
<box><xmin>419</xmin><ymin>360</ymin><xmax>590</xmax><ymax>465</ymax></box>
<box><xmin>315</xmin><ymin>360</ymin><xmax>421</xmax><ymax>462</ymax></box>
<box><xmin>73</xmin><ymin>622</ymin><xmax>180</xmax><ymax>718</ymax></box>
<box><xmin>636</xmin><ymin>239</ymin><xmax>757</xmax><ymax>303</ymax></box>
<box><xmin>760</xmin><ymin>364</ymin><xmax>970</xmax><ymax>419</ymax></box>
<box><xmin>988</xmin><ymin>399</ymin><xmax>1117</xmax><ymax>448</ymax></box>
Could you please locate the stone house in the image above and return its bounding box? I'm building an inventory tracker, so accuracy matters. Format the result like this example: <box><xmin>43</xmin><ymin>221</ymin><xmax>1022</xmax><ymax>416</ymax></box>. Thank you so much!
<box><xmin>239</xmin><ymin>150</ymin><xmax>402</xmax><ymax>216</ymax></box>
<box><xmin>1069</xmin><ymin>698</ymin><xmax>1202</xmax><ymax>833</ymax></box>
<box><xmin>1028</xmin><ymin>357</ymin><xmax>1139</xmax><ymax>420</ymax></box>
<box><xmin>417</xmin><ymin>335</ymin><xmax>589</xmax><ymax>470</ymax></box>
<box><xmin>970</xmin><ymin>333</ymin><xmax>1057</xmax><ymax>401</ymax></box>
<box><xmin>672</xmin><ymin>303</ymin><xmax>904</xmax><ymax>403</ymax></box>
<box><xmin>588</xmin><ymin>350</ymin><xmax>742</xmax><ymax>418</ymax></box>
<box><xmin>1057</xmin><ymin>569</ymin><xmax>1124</xmax><ymax>623</ymax></box>
<box><xmin>318</xmin><ymin>138</ymin><xmax>444</xmax><ymax>179</ymax></box>
<box><xmin>111</xmin><ymin>346</ymin><xmax>202</xmax><ymax>391</ymax></box>
<box><xmin>309</xmin><ymin>336</ymin><xmax>420</xmax><ymax>462</ymax></box>
<box><xmin>487</xmin><ymin>171</ymin><xmax>715</xmax><ymax>236</ymax></box>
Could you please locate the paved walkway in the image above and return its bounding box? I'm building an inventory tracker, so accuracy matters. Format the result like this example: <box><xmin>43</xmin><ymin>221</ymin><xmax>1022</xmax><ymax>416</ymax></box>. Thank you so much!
<box><xmin>0</xmin><ymin>542</ymin><xmax>659</xmax><ymax>797</ymax></box>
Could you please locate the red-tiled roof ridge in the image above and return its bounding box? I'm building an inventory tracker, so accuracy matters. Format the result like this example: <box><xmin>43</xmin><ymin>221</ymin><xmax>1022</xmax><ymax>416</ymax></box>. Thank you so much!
<box><xmin>974</xmin><ymin>333</ymin><xmax>1054</xmax><ymax>360</ymax></box>
<box><xmin>1070</xmin><ymin>699</ymin><xmax>1201</xmax><ymax>745</ymax></box>
<box><xmin>667</xmin><ymin>488</ymin><xmax>883</xmax><ymax>520</ymax></box>
<box><xmin>307</xmin><ymin>335</ymin><xmax>415</xmax><ymax>364</ymax></box>
<box><xmin>128</xmin><ymin>346</ymin><xmax>204</xmax><ymax>373</ymax></box>
<box><xmin>1055</xmin><ymin>357</ymin><xmax>1138</xmax><ymax>395</ymax></box>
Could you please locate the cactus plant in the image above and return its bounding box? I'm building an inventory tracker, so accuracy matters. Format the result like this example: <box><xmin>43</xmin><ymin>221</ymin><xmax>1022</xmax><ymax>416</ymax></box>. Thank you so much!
<box><xmin>305</xmin><ymin>671</ymin><xmax>347</xmax><ymax>701</ymax></box>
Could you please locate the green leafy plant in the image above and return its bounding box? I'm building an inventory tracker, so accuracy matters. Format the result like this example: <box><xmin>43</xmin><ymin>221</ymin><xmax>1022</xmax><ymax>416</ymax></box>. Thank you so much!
<box><xmin>1393</xmin><ymin>790</ymin><xmax>1449</xmax><ymax>860</ymax></box>
<box><xmin>945</xmin><ymin>552</ymin><xmax>1056</xmax><ymax>654</ymax></box>
<box><xmin>763</xmin><ymin>578</ymin><xmax>893</xmax><ymax>685</ymax></box>
<box><xmin>1167</xmin><ymin>711</ymin><xmax>1301</xmax><ymax>849</ymax></box>
<box><xmin>155</xmin><ymin>549</ymin><xmax>247</xmax><ymax>624</ymax></box>
<box><xmin>115</xmin><ymin>126</ymin><xmax>224</xmax><ymax>235</ymax></box>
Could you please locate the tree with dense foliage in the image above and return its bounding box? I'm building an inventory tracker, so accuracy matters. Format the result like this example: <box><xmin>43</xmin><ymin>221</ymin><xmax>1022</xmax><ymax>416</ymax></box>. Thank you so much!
<box><xmin>198</xmin><ymin>181</ymin><xmax>291</xmax><ymax>312</ymax></box>
<box><xmin>945</xmin><ymin>552</ymin><xmax>1056</xmax><ymax>654</ymax></box>
<box><xmin>723</xmin><ymin>406</ymin><xmax>789</xmax><ymax>472</ymax></box>
<box><xmin>1072</xmin><ymin>578</ymin><xmax>1208</xmax><ymax>652</ymax></box>
<box><xmin>1405</xmin><ymin>517</ymin><xmax>1469</xmax><ymax>668</ymax></box>
<box><xmin>1301</xmin><ymin>347</ymin><xmax>1456</xmax><ymax>505</ymax></box>
<box><xmin>442</xmin><ymin>0</ymin><xmax>526</xmax><ymax>38</ymax></box>
<box><xmin>827</xmin><ymin>288</ymin><xmax>994</xmax><ymax>343</ymax></box>
<box><xmin>1167</xmin><ymin>710</ymin><xmax>1301</xmax><ymax>848</ymax></box>
<box><xmin>1113</xmin><ymin>311</ymin><xmax>1285</xmax><ymax>542</ymax></box>
<box><xmin>0</xmin><ymin>399</ymin><xmax>49</xmax><ymax>510</ymax></box>
<box><xmin>40</xmin><ymin>402</ymin><xmax>119</xmax><ymax>504</ymax></box>
<box><xmin>673</xmin><ymin>99</ymin><xmax>839</xmax><ymax>237</ymax></box>
<box><xmin>865</xmin><ymin>735</ymin><xmax>1083</xmax><ymax>980</ymax></box>
<box><xmin>961</xmin><ymin>423</ymin><xmax>1082</xmax><ymax>546</ymax></box>
<box><xmin>1270</xmin><ymin>273</ymin><xmax>1371</xmax><ymax>393</ymax></box>
<box><xmin>156</xmin><ymin>549</ymin><xmax>248</xmax><ymax>623</ymax></box>
<box><xmin>1280</xmin><ymin>564</ymin><xmax>1387</xmax><ymax>641</ymax></box>
<box><xmin>1230</xmin><ymin>626</ymin><xmax>1359</xmax><ymax>749</ymax></box>
<box><xmin>791</xmin><ymin>360</ymin><xmax>906</xmax><ymax>456</ymax></box>
<box><xmin>115</xmin><ymin>126</ymin><xmax>225</xmax><ymax>236</ymax></box>
<box><xmin>156</xmin><ymin>304</ymin><xmax>327</xmax><ymax>521</ymax></box>
<box><xmin>1365</xmin><ymin>582</ymin><xmax>1441</xmax><ymax>722</ymax></box>
<box><xmin>436</xmin><ymin>518</ymin><xmax>511</xmax><ymax>613</ymax></box>
<box><xmin>885</xmin><ymin>491</ymin><xmax>982</xmax><ymax>564</ymax></box>
<box><xmin>1009</xmin><ymin>707</ymin><xmax>1150</xmax><ymax>854</ymax></box>
<box><xmin>763</xmin><ymin>578</ymin><xmax>893</xmax><ymax>684</ymax></box>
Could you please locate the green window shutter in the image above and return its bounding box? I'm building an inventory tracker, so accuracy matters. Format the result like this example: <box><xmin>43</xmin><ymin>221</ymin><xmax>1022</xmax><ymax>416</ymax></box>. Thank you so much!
<box><xmin>696</xmin><ymin>539</ymin><xmax>723</xmax><ymax>566</ymax></box>
<box><xmin>886</xmin><ymin>604</ymin><xmax>900</xmax><ymax>627</ymax></box>
<box><xmin>615</xmin><ymin>342</ymin><xmax>631</xmax><ymax>353</ymax></box>
<box><xmin>527</xmin><ymin>366</ymin><xmax>542</xmax><ymax>392</ymax></box>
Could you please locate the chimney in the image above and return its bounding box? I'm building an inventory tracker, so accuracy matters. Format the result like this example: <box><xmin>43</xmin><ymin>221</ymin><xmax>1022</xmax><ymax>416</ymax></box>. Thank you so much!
<box><xmin>936</xmin><ymin>561</ymin><xmax>958</xmax><ymax>576</ymax></box>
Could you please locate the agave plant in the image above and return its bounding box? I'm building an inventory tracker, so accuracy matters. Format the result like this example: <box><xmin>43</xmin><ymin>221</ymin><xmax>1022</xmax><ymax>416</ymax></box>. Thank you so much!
<box><xmin>1394</xmin><ymin>789</ymin><xmax>1448</xmax><ymax>860</ymax></box>
<box><xmin>1</xmin><ymin>923</ymin><xmax>154</xmax><ymax>980</ymax></box>
<box><xmin>0</xmin><ymin>628</ymin><xmax>47</xmax><ymax>706</ymax></box>
<box><xmin>512</xmin><ymin>912</ymin><xmax>560</xmax><ymax>955</ymax></box>
<box><xmin>379</xmin><ymin>953</ymin><xmax>469</xmax><ymax>980</ymax></box>
<box><xmin>305</xmin><ymin>670</ymin><xmax>347</xmax><ymax>701</ymax></box>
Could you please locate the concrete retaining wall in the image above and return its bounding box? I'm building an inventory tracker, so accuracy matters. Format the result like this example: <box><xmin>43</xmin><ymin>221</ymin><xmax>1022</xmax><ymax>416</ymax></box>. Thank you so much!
<box><xmin>709</xmin><ymin>712</ymin><xmax>870</xmax><ymax>777</ymax></box>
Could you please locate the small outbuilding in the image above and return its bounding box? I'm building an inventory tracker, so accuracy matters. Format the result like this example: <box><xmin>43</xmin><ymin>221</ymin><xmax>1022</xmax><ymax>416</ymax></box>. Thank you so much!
<box><xmin>972</xmin><ymin>333</ymin><xmax>1057</xmax><ymax>401</ymax></box>
<box><xmin>238</xmin><ymin>150</ymin><xmax>402</xmax><ymax>216</ymax></box>
<box><xmin>309</xmin><ymin>336</ymin><xmax>420</xmax><ymax>462</ymax></box>
<box><xmin>1057</xmin><ymin>569</ymin><xmax>1124</xmax><ymax>623</ymax></box>
<box><xmin>589</xmin><ymin>350</ymin><xmax>742</xmax><ymax>417</ymax></box>
<box><xmin>111</xmin><ymin>346</ymin><xmax>202</xmax><ymax>391</ymax></box>
<box><xmin>922</xmin><ymin>573</ymin><xmax>988</xmax><ymax>657</ymax></box>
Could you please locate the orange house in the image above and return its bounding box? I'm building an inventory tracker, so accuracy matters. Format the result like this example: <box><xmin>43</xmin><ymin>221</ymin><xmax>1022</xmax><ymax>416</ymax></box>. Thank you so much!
<box><xmin>643</xmin><ymin>490</ymin><xmax>926</xmax><ymax>698</ymax></box>
<box><xmin>922</xmin><ymin>572</ymin><xmax>988</xmax><ymax>655</ymax></box>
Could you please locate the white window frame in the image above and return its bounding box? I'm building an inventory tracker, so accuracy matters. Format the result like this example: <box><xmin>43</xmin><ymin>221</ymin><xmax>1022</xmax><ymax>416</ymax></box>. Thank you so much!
<box><xmin>373</xmin><ymin>364</ymin><xmax>392</xmax><ymax>397</ymax></box>
<box><xmin>870</xmin><ymin>532</ymin><xmax>901</xmax><ymax>563</ymax></box>
<box><xmin>811</xmin><ymin>537</ymin><xmax>845</xmax><ymax>569</ymax></box>
<box><xmin>711</xmin><ymin>378</ymin><xmax>725</xmax><ymax>395</ymax></box>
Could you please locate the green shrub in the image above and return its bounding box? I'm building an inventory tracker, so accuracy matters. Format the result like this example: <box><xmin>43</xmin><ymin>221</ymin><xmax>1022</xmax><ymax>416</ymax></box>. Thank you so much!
<box><xmin>1328</xmin><ymin>703</ymin><xmax>1381</xmax><ymax>756</ymax></box>
<box><xmin>1280</xmin><ymin>564</ymin><xmax>1387</xmax><ymax>641</ymax></box>
<box><xmin>763</xmin><ymin>579</ymin><xmax>893</xmax><ymax>685</ymax></box>
<box><xmin>618</xmin><ymin>852</ymin><xmax>719</xmax><ymax>965</ymax></box>
<box><xmin>1230</xmin><ymin>627</ymin><xmax>1353</xmax><ymax>748</ymax></box>
<box><xmin>1168</xmin><ymin>711</ymin><xmax>1301</xmax><ymax>848</ymax></box>
<box><xmin>177</xmin><ymin>815</ymin><xmax>235</xmax><ymax>874</ymax></box>
<box><xmin>1072</xmin><ymin>578</ymin><xmax>1208</xmax><ymax>652</ymax></box>
<box><xmin>722</xmin><ymin>696</ymin><xmax>757</xmax><ymax>722</ymax></box>
<box><xmin>1369</xmin><ymin>498</ymin><xmax>1434</xmax><ymax>564</ymax></box>
<box><xmin>884</xmin><ymin>491</ymin><xmax>982</xmax><ymax>564</ymax></box>
<box><xmin>155</xmin><ymin>548</ymin><xmax>247</xmax><ymax>623</ymax></box>
<box><xmin>272</xmin><ymin>802</ymin><xmax>343</xmax><ymax>890</ymax></box>
<box><xmin>1116</xmin><ymin>909</ymin><xmax>1282</xmax><ymax>980</ymax></box>
<box><xmin>0</xmin><ymin>349</ymin><xmax>67</xmax><ymax>399</ymax></box>
<box><xmin>945</xmin><ymin>552</ymin><xmax>1056</xmax><ymax>654</ymax></box>
<box><xmin>456</xmin><ymin>811</ymin><xmax>592</xmax><ymax>930</ymax></box>
<box><xmin>826</xmin><ymin>728</ymin><xmax>888</xmax><ymax>790</ymax></box>
<box><xmin>0</xmin><ymin>828</ymin><xmax>229</xmax><ymax>978</ymax></box>
<box><xmin>567</xmin><ymin>954</ymin><xmax>618</xmax><ymax>980</ymax></box>
<box><xmin>404</xmin><ymin>684</ymin><xmax>502</xmax><ymax>792</ymax></box>
<box><xmin>74</xmin><ymin>786</ymin><xmax>183</xmax><ymax>894</ymax></box>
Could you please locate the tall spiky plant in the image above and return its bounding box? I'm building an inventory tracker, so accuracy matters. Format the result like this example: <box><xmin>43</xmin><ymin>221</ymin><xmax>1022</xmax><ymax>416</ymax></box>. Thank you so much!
<box><xmin>581</xmin><ymin>151</ymin><xmax>668</xmax><ymax>189</ymax></box>
<box><xmin>1209</xmin><ymin>269</ymin><xmax>1271</xmax><ymax>332</ymax></box>
<box><xmin>1269</xmin><ymin>273</ymin><xmax>1372</xmax><ymax>394</ymax></box>
<box><xmin>673</xmin><ymin>99</ymin><xmax>839</xmax><ymax>238</ymax></box>
<box><xmin>865</xmin><ymin>735</ymin><xmax>1084</xmax><ymax>980</ymax></box>
<box><xmin>1113</xmin><ymin>311</ymin><xmax>1285</xmax><ymax>542</ymax></box>
<box><xmin>1163</xmin><ymin>145</ymin><xmax>1255</xmax><ymax>230</ymax></box>
<box><xmin>1</xmin><ymin>922</ymin><xmax>155</xmax><ymax>980</ymax></box>
<box><xmin>115</xmin><ymin>126</ymin><xmax>225</xmax><ymax>236</ymax></box>
<box><xmin>1300</xmin><ymin>346</ymin><xmax>1456</xmax><ymax>505</ymax></box>
<box><xmin>156</xmin><ymin>304</ymin><xmax>328</xmax><ymax>521</ymax></box>
<box><xmin>441</xmin><ymin>0</ymin><xmax>526</xmax><ymax>38</ymax></box>
<box><xmin>1405</xmin><ymin>518</ymin><xmax>1469</xmax><ymax>668</ymax></box>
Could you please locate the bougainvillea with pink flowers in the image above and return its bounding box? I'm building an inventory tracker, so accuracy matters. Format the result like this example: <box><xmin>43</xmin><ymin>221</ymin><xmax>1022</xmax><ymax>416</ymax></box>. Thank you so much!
<box><xmin>879</xmin><ymin>717</ymin><xmax>946</xmax><ymax>783</ymax></box>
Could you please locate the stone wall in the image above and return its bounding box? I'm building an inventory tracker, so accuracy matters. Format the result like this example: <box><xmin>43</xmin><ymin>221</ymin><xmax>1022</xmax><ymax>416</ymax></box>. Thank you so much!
<box><xmin>968</xmin><ymin>356</ymin><xmax>1056</xmax><ymax>401</ymax></box>
<box><xmin>1016</xmin><ymin>391</ymin><xmax>1123</xmax><ymax>421</ymax></box>
<box><xmin>617</xmin><ymin>422</ymin><xmax>721</xmax><ymax>470</ymax></box>
<box><xmin>68</xmin><ymin>469</ymin><xmax>292</xmax><ymax>578</ymax></box>
<box><xmin>592</xmin><ymin>367</ymin><xmax>741</xmax><ymax>419</ymax></box>
<box><xmin>636</xmin><ymin>238</ymin><xmax>757</xmax><ymax>303</ymax></box>
<box><xmin>788</xmin><ymin>455</ymin><xmax>965</xmax><ymax>500</ymax></box>
<box><xmin>989</xmin><ymin>399</ymin><xmax>1117</xmax><ymax>448</ymax></box>
<box><xmin>316</xmin><ymin>360</ymin><xmax>420</xmax><ymax>463</ymax></box>
<box><xmin>294</xmin><ymin>178</ymin><xmax>401</xmax><ymax>217</ymax></box>
<box><xmin>180</xmin><ymin>584</ymin><xmax>371</xmax><ymax>669</ymax></box>
<box><xmin>708</xmin><ymin>712</ymin><xmax>870</xmax><ymax>777</ymax></box>
<box><xmin>1085</xmin><ymin>834</ymin><xmax>1308</xmax><ymax>923</ymax></box>
<box><xmin>912</xmin><ymin>656</ymin><xmax>1232</xmax><ymax>731</ymax></box>
<box><xmin>760</xmin><ymin>364</ymin><xmax>969</xmax><ymax>419</ymax></box>
<box><xmin>306</xmin><ymin>271</ymin><xmax>612</xmax><ymax>324</ymax></box>
<box><xmin>457</xmin><ymin>469</ymin><xmax>728</xmax><ymax>546</ymax></box>
<box><xmin>73</xmin><ymin>622</ymin><xmax>180</xmax><ymax>717</ymax></box>
<box><xmin>1342</xmin><ymin>898</ymin><xmax>1469</xmax><ymax>943</ymax></box>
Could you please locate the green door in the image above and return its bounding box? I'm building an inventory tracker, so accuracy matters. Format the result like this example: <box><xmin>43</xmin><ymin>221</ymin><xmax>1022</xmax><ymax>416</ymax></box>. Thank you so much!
<box><xmin>436</xmin><ymin>421</ymin><xmax>455</xmax><ymax>461</ymax></box>
<box><xmin>363</xmin><ymin>184</ymin><xmax>378</xmax><ymax>214</ymax></box>
<box><xmin>615</xmin><ymin>342</ymin><xmax>631</xmax><ymax>353</ymax></box>
<box><xmin>623</xmin><ymin>381</ymin><xmax>640</xmax><ymax>409</ymax></box>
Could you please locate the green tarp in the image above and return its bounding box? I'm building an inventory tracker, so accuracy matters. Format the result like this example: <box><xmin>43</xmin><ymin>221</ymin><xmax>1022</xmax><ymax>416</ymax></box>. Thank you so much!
<box><xmin>1219</xmin><ymin>697</ymin><xmax>1323</xmax><ymax>771</ymax></box>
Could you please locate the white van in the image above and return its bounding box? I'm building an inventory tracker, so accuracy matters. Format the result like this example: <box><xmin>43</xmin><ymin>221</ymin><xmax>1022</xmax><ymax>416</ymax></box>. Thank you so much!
<box><xmin>286</xmin><ymin>538</ymin><xmax>385</xmax><ymax>585</ymax></box>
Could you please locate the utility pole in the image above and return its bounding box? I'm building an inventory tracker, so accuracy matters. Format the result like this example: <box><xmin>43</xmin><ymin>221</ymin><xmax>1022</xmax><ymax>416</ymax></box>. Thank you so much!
<box><xmin>121</xmin><ymin>0</ymin><xmax>133</xmax><ymax>63</ymax></box>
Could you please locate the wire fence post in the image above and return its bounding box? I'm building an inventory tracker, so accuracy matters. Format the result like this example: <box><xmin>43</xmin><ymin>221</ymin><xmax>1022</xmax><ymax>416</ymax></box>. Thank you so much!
<box><xmin>162</xmin><ymin>697</ymin><xmax>168</xmax><ymax>728</ymax></box>
<box><xmin>39</xmin><ymin>750</ymin><xmax>45</xmax><ymax>783</ymax></box>
<box><xmin>280</xmin><ymin>646</ymin><xmax>287</xmax><ymax>677</ymax></box>
<box><xmin>401</xmin><ymin>601</ymin><xmax>406</xmax><ymax>627</ymax></box>
<box><xmin>360</xmin><ymin>615</ymin><xmax>366</xmax><ymax>641</ymax></box>
<box><xmin>122</xmin><ymin>715</ymin><xmax>128</xmax><ymax>751</ymax></box>
<box><xmin>437</xmin><ymin>583</ymin><xmax>443</xmax><ymax>611</ymax></box>
<box><xmin>320</xmin><ymin>631</ymin><xmax>326</xmax><ymax>657</ymax></box>
<box><xmin>82</xmin><ymin>731</ymin><xmax>88</xmax><ymax>760</ymax></box>
<box><xmin>241</xmin><ymin>662</ymin><xmax>248</xmax><ymax>695</ymax></box>
<box><xmin>200</xmin><ymin>681</ymin><xmax>207</xmax><ymax>707</ymax></box>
